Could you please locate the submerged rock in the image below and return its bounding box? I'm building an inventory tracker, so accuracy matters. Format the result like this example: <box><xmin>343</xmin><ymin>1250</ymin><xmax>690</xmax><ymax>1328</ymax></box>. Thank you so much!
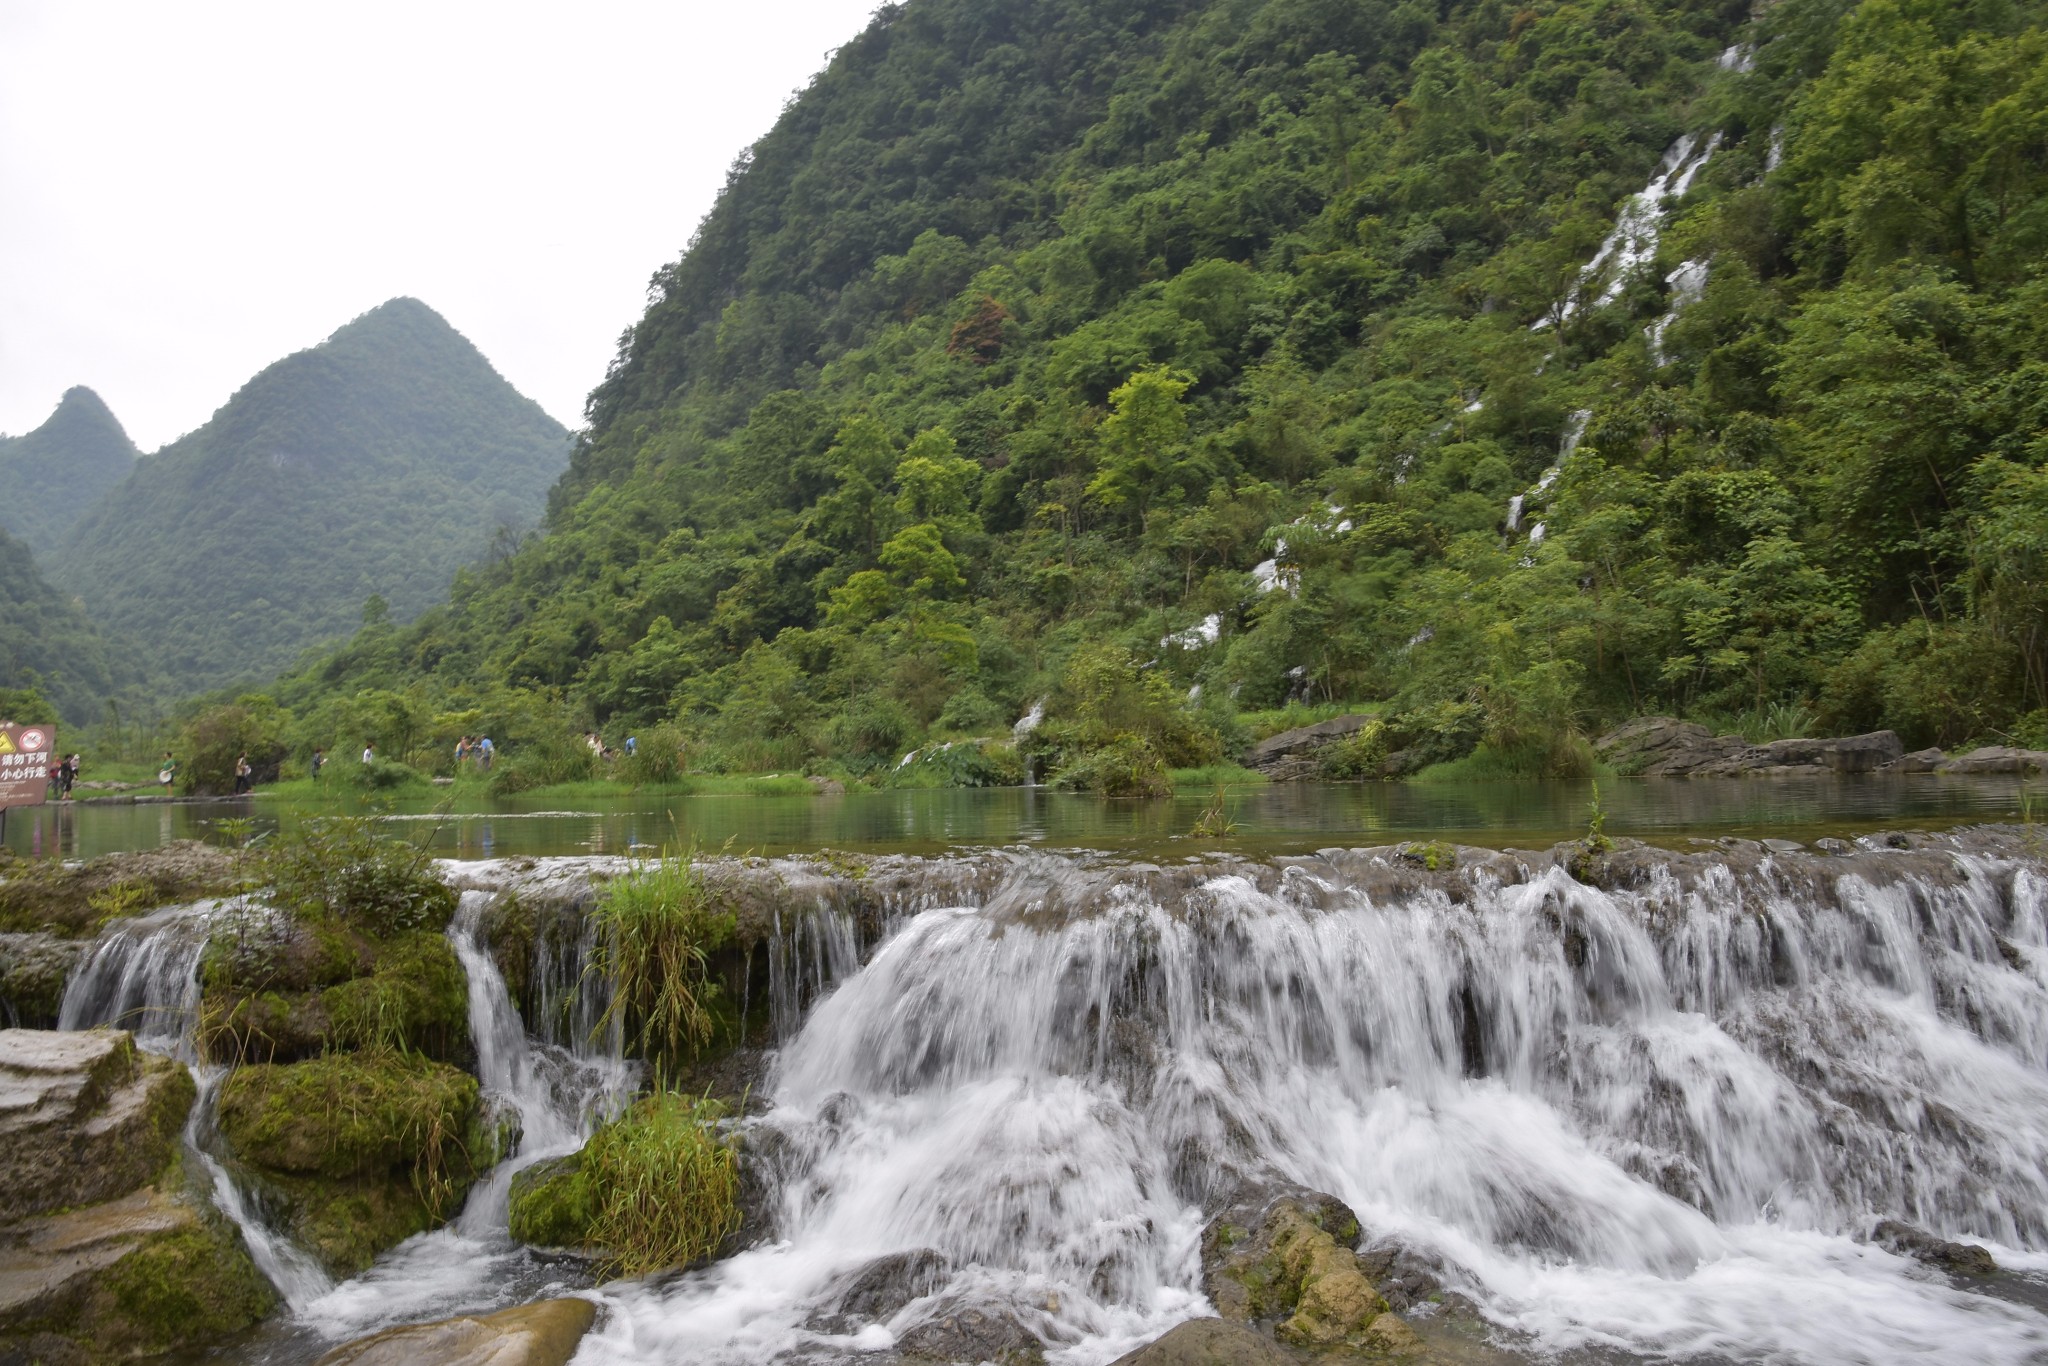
<box><xmin>892</xmin><ymin>1300</ymin><xmax>1044</xmax><ymax>1365</ymax></box>
<box><xmin>806</xmin><ymin>1246</ymin><xmax>950</xmax><ymax>1332</ymax></box>
<box><xmin>1874</xmin><ymin>1220</ymin><xmax>1999</xmax><ymax>1276</ymax></box>
<box><xmin>312</xmin><ymin>1296</ymin><xmax>598</xmax><ymax>1365</ymax></box>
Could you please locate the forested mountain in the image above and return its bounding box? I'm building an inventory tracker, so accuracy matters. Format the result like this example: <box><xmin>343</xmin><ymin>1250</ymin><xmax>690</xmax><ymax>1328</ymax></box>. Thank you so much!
<box><xmin>0</xmin><ymin>523</ymin><xmax>123</xmax><ymax>726</ymax></box>
<box><xmin>267</xmin><ymin>0</ymin><xmax>2048</xmax><ymax>781</ymax></box>
<box><xmin>0</xmin><ymin>387</ymin><xmax>138</xmax><ymax>553</ymax></box>
<box><xmin>51</xmin><ymin>299</ymin><xmax>570</xmax><ymax>696</ymax></box>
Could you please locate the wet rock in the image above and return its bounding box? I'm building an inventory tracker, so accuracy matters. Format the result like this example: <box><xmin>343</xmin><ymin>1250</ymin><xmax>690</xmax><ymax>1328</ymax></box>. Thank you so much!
<box><xmin>893</xmin><ymin>1301</ymin><xmax>1043</xmax><ymax>1364</ymax></box>
<box><xmin>1594</xmin><ymin>718</ymin><xmax>1905</xmax><ymax>777</ymax></box>
<box><xmin>1247</xmin><ymin>716</ymin><xmax>1376</xmax><ymax>777</ymax></box>
<box><xmin>0</xmin><ymin>1028</ymin><xmax>193</xmax><ymax>1217</ymax></box>
<box><xmin>0</xmin><ymin>933</ymin><xmax>86</xmax><ymax>1028</ymax></box>
<box><xmin>1107</xmin><ymin>1317</ymin><xmax>1295</xmax><ymax>1366</ymax></box>
<box><xmin>0</xmin><ymin>1182</ymin><xmax>276</xmax><ymax>1363</ymax></box>
<box><xmin>1888</xmin><ymin>748</ymin><xmax>1947</xmax><ymax>772</ymax></box>
<box><xmin>1873</xmin><ymin>1220</ymin><xmax>1999</xmax><ymax>1276</ymax></box>
<box><xmin>312</xmin><ymin>1296</ymin><xmax>598</xmax><ymax>1366</ymax></box>
<box><xmin>1201</xmin><ymin>1184</ymin><xmax>1391</xmax><ymax>1349</ymax></box>
<box><xmin>808</xmin><ymin>1247</ymin><xmax>950</xmax><ymax>1332</ymax></box>
<box><xmin>807</xmin><ymin>775</ymin><xmax>847</xmax><ymax>795</ymax></box>
<box><xmin>1938</xmin><ymin>746</ymin><xmax>2048</xmax><ymax>775</ymax></box>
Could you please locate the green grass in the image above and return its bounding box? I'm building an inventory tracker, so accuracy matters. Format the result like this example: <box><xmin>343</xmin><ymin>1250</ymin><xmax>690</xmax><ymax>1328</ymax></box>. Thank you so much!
<box><xmin>591</xmin><ymin>851</ymin><xmax>738</xmax><ymax>1082</ymax></box>
<box><xmin>1171</xmin><ymin>763</ymin><xmax>1268</xmax><ymax>788</ymax></box>
<box><xmin>1235</xmin><ymin>701</ymin><xmax>1377</xmax><ymax>742</ymax></box>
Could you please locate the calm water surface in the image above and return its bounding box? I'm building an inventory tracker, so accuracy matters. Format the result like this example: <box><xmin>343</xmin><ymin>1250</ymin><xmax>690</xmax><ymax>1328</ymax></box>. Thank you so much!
<box><xmin>5</xmin><ymin>773</ymin><xmax>2039</xmax><ymax>861</ymax></box>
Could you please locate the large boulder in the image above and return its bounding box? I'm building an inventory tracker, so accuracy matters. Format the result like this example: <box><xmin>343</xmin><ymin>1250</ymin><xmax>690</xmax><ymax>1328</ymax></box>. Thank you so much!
<box><xmin>1936</xmin><ymin>746</ymin><xmax>2048</xmax><ymax>775</ymax></box>
<box><xmin>313</xmin><ymin>1296</ymin><xmax>598</xmax><ymax>1366</ymax></box>
<box><xmin>0</xmin><ymin>1028</ymin><xmax>193</xmax><ymax>1217</ymax></box>
<box><xmin>1246</xmin><ymin>716</ymin><xmax>1376</xmax><ymax>778</ymax></box>
<box><xmin>1595</xmin><ymin>718</ymin><xmax>1904</xmax><ymax>777</ymax></box>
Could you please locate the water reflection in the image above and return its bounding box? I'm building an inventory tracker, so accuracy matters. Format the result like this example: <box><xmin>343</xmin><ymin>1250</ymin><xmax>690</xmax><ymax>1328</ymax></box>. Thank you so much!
<box><xmin>4</xmin><ymin>773</ymin><xmax>2039</xmax><ymax>863</ymax></box>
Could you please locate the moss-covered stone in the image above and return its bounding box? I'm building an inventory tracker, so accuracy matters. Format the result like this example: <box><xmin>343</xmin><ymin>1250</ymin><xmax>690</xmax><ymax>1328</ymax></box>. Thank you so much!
<box><xmin>0</xmin><ymin>932</ymin><xmax>85</xmax><ymax>1027</ymax></box>
<box><xmin>507</xmin><ymin>1152</ymin><xmax>599</xmax><ymax>1249</ymax></box>
<box><xmin>0</xmin><ymin>1165</ymin><xmax>275</xmax><ymax>1364</ymax></box>
<box><xmin>0</xmin><ymin>841</ymin><xmax>239</xmax><ymax>937</ymax></box>
<box><xmin>199</xmin><ymin>921</ymin><xmax>470</xmax><ymax>1065</ymax></box>
<box><xmin>216</xmin><ymin>1048</ymin><xmax>486</xmax><ymax>1276</ymax></box>
<box><xmin>1202</xmin><ymin>1190</ymin><xmax>1395</xmax><ymax>1353</ymax></box>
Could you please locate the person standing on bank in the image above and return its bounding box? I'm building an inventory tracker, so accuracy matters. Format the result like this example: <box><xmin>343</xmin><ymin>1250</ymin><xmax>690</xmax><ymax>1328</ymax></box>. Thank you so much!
<box><xmin>233</xmin><ymin>752</ymin><xmax>253</xmax><ymax>795</ymax></box>
<box><xmin>158</xmin><ymin>752</ymin><xmax>176</xmax><ymax>792</ymax></box>
<box><xmin>311</xmin><ymin>747</ymin><xmax>326</xmax><ymax>781</ymax></box>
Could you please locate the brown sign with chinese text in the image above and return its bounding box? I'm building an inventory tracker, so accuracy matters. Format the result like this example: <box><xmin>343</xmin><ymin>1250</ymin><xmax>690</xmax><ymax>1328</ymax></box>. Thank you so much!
<box><xmin>0</xmin><ymin>724</ymin><xmax>55</xmax><ymax>808</ymax></box>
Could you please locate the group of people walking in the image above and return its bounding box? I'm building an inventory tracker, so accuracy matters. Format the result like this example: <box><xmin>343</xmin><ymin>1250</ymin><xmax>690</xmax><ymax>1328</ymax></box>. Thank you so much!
<box><xmin>453</xmin><ymin>735</ymin><xmax>494</xmax><ymax>771</ymax></box>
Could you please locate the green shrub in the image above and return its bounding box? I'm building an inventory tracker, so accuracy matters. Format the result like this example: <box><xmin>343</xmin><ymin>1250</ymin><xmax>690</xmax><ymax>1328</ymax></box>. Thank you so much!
<box><xmin>884</xmin><ymin>739</ymin><xmax>1024</xmax><ymax>788</ymax></box>
<box><xmin>487</xmin><ymin>731</ymin><xmax>599</xmax><ymax>794</ymax></box>
<box><xmin>1318</xmin><ymin>720</ymin><xmax>1390</xmax><ymax>779</ymax></box>
<box><xmin>261</xmin><ymin>816</ymin><xmax>455</xmax><ymax>937</ymax></box>
<box><xmin>1051</xmin><ymin>733</ymin><xmax>1172</xmax><ymax>796</ymax></box>
<box><xmin>216</xmin><ymin>1048</ymin><xmax>481</xmax><ymax>1191</ymax></box>
<box><xmin>617</xmin><ymin>724</ymin><xmax>690</xmax><ymax>785</ymax></box>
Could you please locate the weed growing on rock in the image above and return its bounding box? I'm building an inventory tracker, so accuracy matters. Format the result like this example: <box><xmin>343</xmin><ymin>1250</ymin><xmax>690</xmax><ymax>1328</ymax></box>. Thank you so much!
<box><xmin>261</xmin><ymin>815</ymin><xmax>454</xmax><ymax>937</ymax></box>
<box><xmin>591</xmin><ymin>851</ymin><xmax>736</xmax><ymax>1083</ymax></box>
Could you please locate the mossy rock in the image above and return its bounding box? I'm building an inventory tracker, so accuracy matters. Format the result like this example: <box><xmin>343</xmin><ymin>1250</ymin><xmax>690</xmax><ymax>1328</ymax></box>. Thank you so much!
<box><xmin>0</xmin><ymin>932</ymin><xmax>87</xmax><ymax>1027</ymax></box>
<box><xmin>199</xmin><ymin>923</ymin><xmax>470</xmax><ymax>1065</ymax></box>
<box><xmin>0</xmin><ymin>1167</ymin><xmax>275</xmax><ymax>1363</ymax></box>
<box><xmin>0</xmin><ymin>841</ymin><xmax>239</xmax><ymax>937</ymax></box>
<box><xmin>216</xmin><ymin>1049</ymin><xmax>486</xmax><ymax>1275</ymax></box>
<box><xmin>508</xmin><ymin>1152</ymin><xmax>598</xmax><ymax>1248</ymax></box>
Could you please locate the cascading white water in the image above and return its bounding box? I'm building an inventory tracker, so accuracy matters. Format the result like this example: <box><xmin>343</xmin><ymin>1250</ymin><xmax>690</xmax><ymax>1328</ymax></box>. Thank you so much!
<box><xmin>56</xmin><ymin>897</ymin><xmax>342</xmax><ymax>1309</ymax></box>
<box><xmin>187</xmin><ymin>1066</ymin><xmax>337</xmax><ymax>1309</ymax></box>
<box><xmin>56</xmin><ymin>900</ymin><xmax>217</xmax><ymax>1054</ymax></box>
<box><xmin>292</xmin><ymin>889</ymin><xmax>634</xmax><ymax>1341</ymax></box>
<box><xmin>1537</xmin><ymin>132</ymin><xmax>1721</xmax><ymax>330</ymax></box>
<box><xmin>571</xmin><ymin>848</ymin><xmax>2048</xmax><ymax>1366</ymax></box>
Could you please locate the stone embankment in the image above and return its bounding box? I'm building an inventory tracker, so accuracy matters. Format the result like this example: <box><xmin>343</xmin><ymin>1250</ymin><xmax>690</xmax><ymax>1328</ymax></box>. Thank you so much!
<box><xmin>0</xmin><ymin>1028</ymin><xmax>272</xmax><ymax>1362</ymax></box>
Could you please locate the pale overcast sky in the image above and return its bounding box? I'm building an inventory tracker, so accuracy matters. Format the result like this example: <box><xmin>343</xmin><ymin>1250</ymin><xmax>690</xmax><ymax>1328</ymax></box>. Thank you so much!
<box><xmin>0</xmin><ymin>0</ymin><xmax>881</xmax><ymax>450</ymax></box>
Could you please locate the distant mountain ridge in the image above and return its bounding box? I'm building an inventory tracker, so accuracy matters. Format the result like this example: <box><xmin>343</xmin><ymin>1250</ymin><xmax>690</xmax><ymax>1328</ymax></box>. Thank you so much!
<box><xmin>48</xmin><ymin>298</ymin><xmax>570</xmax><ymax>695</ymax></box>
<box><xmin>0</xmin><ymin>387</ymin><xmax>139</xmax><ymax>553</ymax></box>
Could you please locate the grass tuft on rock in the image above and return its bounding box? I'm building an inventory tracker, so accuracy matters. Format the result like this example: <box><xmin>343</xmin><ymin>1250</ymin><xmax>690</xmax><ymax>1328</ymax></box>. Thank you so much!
<box><xmin>508</xmin><ymin>1092</ymin><xmax>741</xmax><ymax>1278</ymax></box>
<box><xmin>590</xmin><ymin>852</ymin><xmax>736</xmax><ymax>1084</ymax></box>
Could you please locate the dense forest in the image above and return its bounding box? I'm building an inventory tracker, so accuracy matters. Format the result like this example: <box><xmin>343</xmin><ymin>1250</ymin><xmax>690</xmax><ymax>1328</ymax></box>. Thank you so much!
<box><xmin>251</xmin><ymin>0</ymin><xmax>2048</xmax><ymax>789</ymax></box>
<box><xmin>50</xmin><ymin>299</ymin><xmax>571</xmax><ymax>698</ymax></box>
<box><xmin>0</xmin><ymin>387</ymin><xmax>138</xmax><ymax>554</ymax></box>
<box><xmin>0</xmin><ymin>522</ymin><xmax>124</xmax><ymax>726</ymax></box>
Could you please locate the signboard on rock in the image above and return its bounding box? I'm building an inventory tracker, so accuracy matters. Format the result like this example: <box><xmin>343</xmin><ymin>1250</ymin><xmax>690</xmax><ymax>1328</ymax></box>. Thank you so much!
<box><xmin>0</xmin><ymin>723</ymin><xmax>55</xmax><ymax>808</ymax></box>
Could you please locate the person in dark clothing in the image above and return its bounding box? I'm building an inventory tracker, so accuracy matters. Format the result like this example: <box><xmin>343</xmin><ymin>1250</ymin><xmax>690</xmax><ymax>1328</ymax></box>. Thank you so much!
<box><xmin>233</xmin><ymin>752</ymin><xmax>253</xmax><ymax>795</ymax></box>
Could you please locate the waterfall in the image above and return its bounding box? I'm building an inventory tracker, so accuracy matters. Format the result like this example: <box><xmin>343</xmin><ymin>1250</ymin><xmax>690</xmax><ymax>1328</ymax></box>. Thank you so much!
<box><xmin>569</xmin><ymin>844</ymin><xmax>2048</xmax><ymax>1366</ymax></box>
<box><xmin>56</xmin><ymin>900</ymin><xmax>217</xmax><ymax>1055</ymax></box>
<box><xmin>56</xmin><ymin>898</ymin><xmax>341</xmax><ymax>1308</ymax></box>
<box><xmin>1537</xmin><ymin>133</ymin><xmax>1721</xmax><ymax>329</ymax></box>
<box><xmin>293</xmin><ymin>888</ymin><xmax>635</xmax><ymax>1341</ymax></box>
<box><xmin>187</xmin><ymin>1066</ymin><xmax>336</xmax><ymax>1309</ymax></box>
<box><xmin>1646</xmin><ymin>256</ymin><xmax>1712</xmax><ymax>364</ymax></box>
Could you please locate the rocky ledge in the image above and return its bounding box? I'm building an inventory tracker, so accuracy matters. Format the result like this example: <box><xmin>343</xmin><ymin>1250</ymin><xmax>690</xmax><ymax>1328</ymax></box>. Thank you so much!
<box><xmin>313</xmin><ymin>1296</ymin><xmax>598</xmax><ymax>1365</ymax></box>
<box><xmin>0</xmin><ymin>1028</ymin><xmax>273</xmax><ymax>1363</ymax></box>
<box><xmin>1598</xmin><ymin>717</ymin><xmax>2048</xmax><ymax>777</ymax></box>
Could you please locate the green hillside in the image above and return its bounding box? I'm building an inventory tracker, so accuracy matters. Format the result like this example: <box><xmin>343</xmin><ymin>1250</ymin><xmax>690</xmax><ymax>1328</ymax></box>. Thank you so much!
<box><xmin>51</xmin><ymin>299</ymin><xmax>570</xmax><ymax>696</ymax></box>
<box><xmin>0</xmin><ymin>387</ymin><xmax>139</xmax><ymax>553</ymax></box>
<box><xmin>265</xmin><ymin>0</ymin><xmax>2048</xmax><ymax>783</ymax></box>
<box><xmin>0</xmin><ymin>523</ymin><xmax>123</xmax><ymax>726</ymax></box>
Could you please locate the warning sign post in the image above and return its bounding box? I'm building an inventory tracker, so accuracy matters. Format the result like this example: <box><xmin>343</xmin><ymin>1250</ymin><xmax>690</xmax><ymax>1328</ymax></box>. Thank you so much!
<box><xmin>0</xmin><ymin>724</ymin><xmax>56</xmax><ymax>809</ymax></box>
